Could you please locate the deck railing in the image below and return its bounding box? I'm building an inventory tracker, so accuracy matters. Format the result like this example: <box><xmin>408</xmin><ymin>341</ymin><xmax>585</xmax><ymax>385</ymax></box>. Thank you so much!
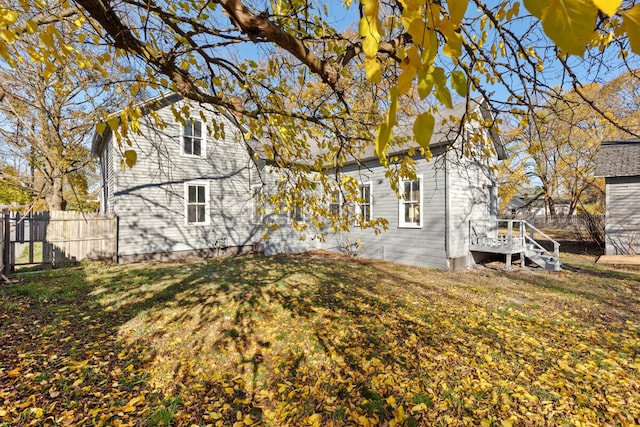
<box><xmin>470</xmin><ymin>219</ymin><xmax>561</xmax><ymax>271</ymax></box>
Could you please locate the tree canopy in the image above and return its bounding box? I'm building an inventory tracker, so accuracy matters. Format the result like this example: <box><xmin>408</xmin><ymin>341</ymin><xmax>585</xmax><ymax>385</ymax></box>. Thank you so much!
<box><xmin>1</xmin><ymin>0</ymin><xmax>640</xmax><ymax>223</ymax></box>
<box><xmin>0</xmin><ymin>6</ymin><xmax>124</xmax><ymax>211</ymax></box>
<box><xmin>498</xmin><ymin>69</ymin><xmax>640</xmax><ymax>218</ymax></box>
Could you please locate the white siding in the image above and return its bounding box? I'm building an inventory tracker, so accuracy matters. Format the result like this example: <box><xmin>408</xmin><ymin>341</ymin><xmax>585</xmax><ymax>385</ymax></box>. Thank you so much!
<box><xmin>100</xmin><ymin>131</ymin><xmax>117</xmax><ymax>215</ymax></box>
<box><xmin>320</xmin><ymin>151</ymin><xmax>449</xmax><ymax>270</ymax></box>
<box><xmin>605</xmin><ymin>176</ymin><xmax>640</xmax><ymax>255</ymax></box>
<box><xmin>446</xmin><ymin>138</ymin><xmax>498</xmax><ymax>262</ymax></box>
<box><xmin>262</xmin><ymin>139</ymin><xmax>500</xmax><ymax>270</ymax></box>
<box><xmin>110</xmin><ymin>101</ymin><xmax>264</xmax><ymax>259</ymax></box>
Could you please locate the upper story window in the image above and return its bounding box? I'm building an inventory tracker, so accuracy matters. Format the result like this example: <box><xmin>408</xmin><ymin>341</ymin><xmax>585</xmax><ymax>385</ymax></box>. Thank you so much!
<box><xmin>183</xmin><ymin>119</ymin><xmax>204</xmax><ymax>157</ymax></box>
<box><xmin>357</xmin><ymin>182</ymin><xmax>372</xmax><ymax>223</ymax></box>
<box><xmin>399</xmin><ymin>176</ymin><xmax>422</xmax><ymax>228</ymax></box>
<box><xmin>185</xmin><ymin>181</ymin><xmax>209</xmax><ymax>225</ymax></box>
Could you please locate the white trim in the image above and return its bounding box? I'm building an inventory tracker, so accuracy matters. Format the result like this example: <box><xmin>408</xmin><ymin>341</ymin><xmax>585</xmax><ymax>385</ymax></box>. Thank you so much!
<box><xmin>329</xmin><ymin>189</ymin><xmax>341</xmax><ymax>218</ymax></box>
<box><xmin>184</xmin><ymin>180</ymin><xmax>210</xmax><ymax>225</ymax></box>
<box><xmin>398</xmin><ymin>175</ymin><xmax>423</xmax><ymax>228</ymax></box>
<box><xmin>251</xmin><ymin>185</ymin><xmax>263</xmax><ymax>225</ymax></box>
<box><xmin>181</xmin><ymin>118</ymin><xmax>207</xmax><ymax>158</ymax></box>
<box><xmin>356</xmin><ymin>181</ymin><xmax>373</xmax><ymax>224</ymax></box>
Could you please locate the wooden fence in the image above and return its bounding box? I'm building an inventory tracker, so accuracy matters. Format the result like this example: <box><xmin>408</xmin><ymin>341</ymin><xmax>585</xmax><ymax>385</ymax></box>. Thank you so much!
<box><xmin>1</xmin><ymin>211</ymin><xmax>117</xmax><ymax>274</ymax></box>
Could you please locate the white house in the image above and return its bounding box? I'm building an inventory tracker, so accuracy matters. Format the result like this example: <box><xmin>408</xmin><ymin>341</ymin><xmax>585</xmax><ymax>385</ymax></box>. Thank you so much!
<box><xmin>92</xmin><ymin>95</ymin><xmax>541</xmax><ymax>270</ymax></box>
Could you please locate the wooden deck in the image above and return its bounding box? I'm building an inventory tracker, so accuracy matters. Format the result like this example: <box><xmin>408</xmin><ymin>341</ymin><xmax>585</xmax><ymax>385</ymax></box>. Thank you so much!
<box><xmin>470</xmin><ymin>219</ymin><xmax>562</xmax><ymax>271</ymax></box>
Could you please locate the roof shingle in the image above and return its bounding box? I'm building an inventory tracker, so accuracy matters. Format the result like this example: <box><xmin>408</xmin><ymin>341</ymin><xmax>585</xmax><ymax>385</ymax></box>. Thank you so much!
<box><xmin>595</xmin><ymin>140</ymin><xmax>640</xmax><ymax>177</ymax></box>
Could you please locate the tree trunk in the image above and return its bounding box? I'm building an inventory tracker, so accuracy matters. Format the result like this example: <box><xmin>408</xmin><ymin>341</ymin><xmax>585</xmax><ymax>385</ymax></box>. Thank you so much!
<box><xmin>45</xmin><ymin>175</ymin><xmax>66</xmax><ymax>211</ymax></box>
<box><xmin>546</xmin><ymin>196</ymin><xmax>556</xmax><ymax>217</ymax></box>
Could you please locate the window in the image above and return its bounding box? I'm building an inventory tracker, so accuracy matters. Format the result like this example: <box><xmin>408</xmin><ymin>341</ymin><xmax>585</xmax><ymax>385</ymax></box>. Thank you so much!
<box><xmin>399</xmin><ymin>176</ymin><xmax>422</xmax><ymax>227</ymax></box>
<box><xmin>329</xmin><ymin>190</ymin><xmax>341</xmax><ymax>217</ymax></box>
<box><xmin>185</xmin><ymin>181</ymin><xmax>209</xmax><ymax>224</ymax></box>
<box><xmin>357</xmin><ymin>182</ymin><xmax>372</xmax><ymax>222</ymax></box>
<box><xmin>291</xmin><ymin>205</ymin><xmax>305</xmax><ymax>222</ymax></box>
<box><xmin>183</xmin><ymin>119</ymin><xmax>204</xmax><ymax>156</ymax></box>
<box><xmin>252</xmin><ymin>185</ymin><xmax>263</xmax><ymax>224</ymax></box>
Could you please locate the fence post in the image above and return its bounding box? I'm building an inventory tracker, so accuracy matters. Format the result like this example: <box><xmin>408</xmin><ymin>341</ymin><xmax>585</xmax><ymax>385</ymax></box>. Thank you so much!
<box><xmin>2</xmin><ymin>211</ymin><xmax>11</xmax><ymax>274</ymax></box>
<box><xmin>113</xmin><ymin>215</ymin><xmax>119</xmax><ymax>264</ymax></box>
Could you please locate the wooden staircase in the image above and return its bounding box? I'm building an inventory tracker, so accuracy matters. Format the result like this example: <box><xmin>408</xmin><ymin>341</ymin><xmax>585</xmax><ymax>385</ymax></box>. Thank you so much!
<box><xmin>470</xmin><ymin>220</ymin><xmax>562</xmax><ymax>272</ymax></box>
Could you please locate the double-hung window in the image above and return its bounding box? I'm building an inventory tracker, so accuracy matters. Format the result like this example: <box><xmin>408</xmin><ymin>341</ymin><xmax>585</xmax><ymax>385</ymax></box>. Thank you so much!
<box><xmin>185</xmin><ymin>181</ymin><xmax>209</xmax><ymax>225</ymax></box>
<box><xmin>357</xmin><ymin>182</ymin><xmax>372</xmax><ymax>222</ymax></box>
<box><xmin>329</xmin><ymin>190</ymin><xmax>341</xmax><ymax>217</ymax></box>
<box><xmin>183</xmin><ymin>119</ymin><xmax>204</xmax><ymax>157</ymax></box>
<box><xmin>399</xmin><ymin>176</ymin><xmax>422</xmax><ymax>228</ymax></box>
<box><xmin>252</xmin><ymin>185</ymin><xmax>263</xmax><ymax>224</ymax></box>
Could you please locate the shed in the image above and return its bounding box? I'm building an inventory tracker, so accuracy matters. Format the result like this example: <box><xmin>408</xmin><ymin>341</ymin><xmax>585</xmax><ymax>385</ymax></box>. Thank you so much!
<box><xmin>594</xmin><ymin>139</ymin><xmax>640</xmax><ymax>255</ymax></box>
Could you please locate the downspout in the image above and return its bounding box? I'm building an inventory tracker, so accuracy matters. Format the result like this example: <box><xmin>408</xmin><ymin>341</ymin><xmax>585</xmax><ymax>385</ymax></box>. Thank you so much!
<box><xmin>445</xmin><ymin>147</ymin><xmax>451</xmax><ymax>266</ymax></box>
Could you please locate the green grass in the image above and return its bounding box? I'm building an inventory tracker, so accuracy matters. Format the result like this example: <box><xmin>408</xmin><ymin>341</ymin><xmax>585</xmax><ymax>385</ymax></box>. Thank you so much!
<box><xmin>1</xmin><ymin>252</ymin><xmax>639</xmax><ymax>426</ymax></box>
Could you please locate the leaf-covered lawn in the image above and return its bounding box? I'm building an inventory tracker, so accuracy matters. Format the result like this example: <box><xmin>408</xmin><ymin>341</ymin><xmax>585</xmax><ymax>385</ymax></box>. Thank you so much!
<box><xmin>1</xmin><ymin>252</ymin><xmax>639</xmax><ymax>426</ymax></box>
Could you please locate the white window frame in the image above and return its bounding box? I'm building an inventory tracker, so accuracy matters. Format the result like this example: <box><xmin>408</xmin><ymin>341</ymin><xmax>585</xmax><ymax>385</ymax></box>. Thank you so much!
<box><xmin>252</xmin><ymin>185</ymin><xmax>263</xmax><ymax>225</ymax></box>
<box><xmin>184</xmin><ymin>181</ymin><xmax>210</xmax><ymax>225</ymax></box>
<box><xmin>398</xmin><ymin>175</ymin><xmax>423</xmax><ymax>228</ymax></box>
<box><xmin>181</xmin><ymin>118</ymin><xmax>206</xmax><ymax>158</ymax></box>
<box><xmin>355</xmin><ymin>182</ymin><xmax>373</xmax><ymax>224</ymax></box>
<box><xmin>329</xmin><ymin>190</ymin><xmax>342</xmax><ymax>217</ymax></box>
<box><xmin>290</xmin><ymin>199</ymin><xmax>306</xmax><ymax>223</ymax></box>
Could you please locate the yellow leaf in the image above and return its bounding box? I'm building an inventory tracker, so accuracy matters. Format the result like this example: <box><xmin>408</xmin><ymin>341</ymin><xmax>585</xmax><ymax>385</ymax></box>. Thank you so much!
<box><xmin>39</xmin><ymin>29</ymin><xmax>55</xmax><ymax>48</ymax></box>
<box><xmin>401</xmin><ymin>9</ymin><xmax>428</xmax><ymax>47</ymax></box>
<box><xmin>6</xmin><ymin>367</ymin><xmax>20</xmax><ymax>378</ymax></box>
<box><xmin>417</xmin><ymin>69</ymin><xmax>434</xmax><ymax>99</ymax></box>
<box><xmin>397</xmin><ymin>62</ymin><xmax>417</xmax><ymax>96</ymax></box>
<box><xmin>413</xmin><ymin>112</ymin><xmax>434</xmax><ymax>151</ymax></box>
<box><xmin>25</xmin><ymin>20</ymin><xmax>37</xmax><ymax>34</ymax></box>
<box><xmin>0</xmin><ymin>9</ymin><xmax>19</xmax><ymax>27</ymax></box>
<box><xmin>593</xmin><ymin>0</ymin><xmax>622</xmax><ymax>16</ymax></box>
<box><xmin>107</xmin><ymin>116</ymin><xmax>120</xmax><ymax>131</ymax></box>
<box><xmin>450</xmin><ymin>69</ymin><xmax>467</xmax><ymax>97</ymax></box>
<box><xmin>622</xmin><ymin>4</ymin><xmax>640</xmax><ymax>54</ymax></box>
<box><xmin>448</xmin><ymin>0</ymin><xmax>469</xmax><ymax>25</ymax></box>
<box><xmin>432</xmin><ymin>67</ymin><xmax>453</xmax><ymax>108</ymax></box>
<box><xmin>364</xmin><ymin>57</ymin><xmax>382</xmax><ymax>83</ymax></box>
<box><xmin>538</xmin><ymin>0</ymin><xmax>599</xmax><ymax>56</ymax></box>
<box><xmin>523</xmin><ymin>0</ymin><xmax>550</xmax><ymax>18</ymax></box>
<box><xmin>0</xmin><ymin>29</ymin><xmax>16</xmax><ymax>43</ymax></box>
<box><xmin>307</xmin><ymin>413</ymin><xmax>322</xmax><ymax>426</ymax></box>
<box><xmin>376</xmin><ymin>123</ymin><xmax>392</xmax><ymax>158</ymax></box>
<box><xmin>124</xmin><ymin>150</ymin><xmax>137</xmax><ymax>168</ymax></box>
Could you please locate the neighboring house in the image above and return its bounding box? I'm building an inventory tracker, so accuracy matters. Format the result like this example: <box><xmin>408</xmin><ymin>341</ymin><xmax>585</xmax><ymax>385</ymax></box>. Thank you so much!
<box><xmin>92</xmin><ymin>95</ymin><xmax>507</xmax><ymax>270</ymax></box>
<box><xmin>504</xmin><ymin>188</ymin><xmax>545</xmax><ymax>218</ymax></box>
<box><xmin>595</xmin><ymin>139</ymin><xmax>640</xmax><ymax>255</ymax></box>
<box><xmin>265</xmin><ymin>98</ymin><xmax>507</xmax><ymax>270</ymax></box>
<box><xmin>91</xmin><ymin>93</ymin><xmax>265</xmax><ymax>262</ymax></box>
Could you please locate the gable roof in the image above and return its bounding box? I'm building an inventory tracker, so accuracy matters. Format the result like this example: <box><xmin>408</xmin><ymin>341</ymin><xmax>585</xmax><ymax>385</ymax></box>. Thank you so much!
<box><xmin>358</xmin><ymin>97</ymin><xmax>506</xmax><ymax>162</ymax></box>
<box><xmin>90</xmin><ymin>92</ymin><xmax>264</xmax><ymax>159</ymax></box>
<box><xmin>296</xmin><ymin>98</ymin><xmax>506</xmax><ymax>167</ymax></box>
<box><xmin>595</xmin><ymin>139</ymin><xmax>640</xmax><ymax>177</ymax></box>
<box><xmin>91</xmin><ymin>94</ymin><xmax>505</xmax><ymax>166</ymax></box>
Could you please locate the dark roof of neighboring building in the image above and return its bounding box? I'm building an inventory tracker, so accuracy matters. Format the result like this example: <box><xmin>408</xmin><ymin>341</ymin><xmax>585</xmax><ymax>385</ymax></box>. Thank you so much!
<box><xmin>595</xmin><ymin>139</ymin><xmax>640</xmax><ymax>177</ymax></box>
